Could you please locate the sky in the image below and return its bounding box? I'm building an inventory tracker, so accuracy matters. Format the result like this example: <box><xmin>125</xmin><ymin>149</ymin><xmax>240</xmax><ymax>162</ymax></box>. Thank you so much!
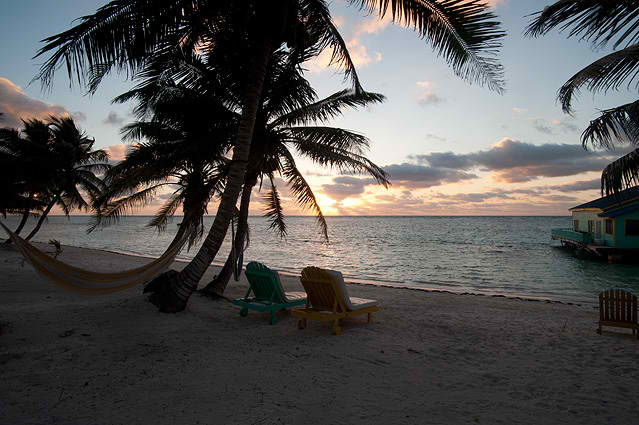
<box><xmin>1</xmin><ymin>0</ymin><xmax>637</xmax><ymax>217</ymax></box>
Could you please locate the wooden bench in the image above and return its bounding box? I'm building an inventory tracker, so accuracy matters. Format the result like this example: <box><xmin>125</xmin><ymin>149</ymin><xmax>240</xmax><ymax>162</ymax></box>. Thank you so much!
<box><xmin>597</xmin><ymin>289</ymin><xmax>639</xmax><ymax>339</ymax></box>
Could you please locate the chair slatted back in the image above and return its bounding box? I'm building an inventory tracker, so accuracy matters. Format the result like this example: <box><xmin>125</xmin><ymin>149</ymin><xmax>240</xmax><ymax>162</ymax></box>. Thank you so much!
<box><xmin>300</xmin><ymin>267</ymin><xmax>347</xmax><ymax>313</ymax></box>
<box><xmin>245</xmin><ymin>262</ymin><xmax>283</xmax><ymax>303</ymax></box>
<box><xmin>599</xmin><ymin>289</ymin><xmax>638</xmax><ymax>325</ymax></box>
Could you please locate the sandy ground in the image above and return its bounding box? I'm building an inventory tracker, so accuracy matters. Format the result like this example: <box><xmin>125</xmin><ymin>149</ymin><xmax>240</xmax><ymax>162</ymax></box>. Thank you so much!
<box><xmin>1</xmin><ymin>243</ymin><xmax>638</xmax><ymax>425</ymax></box>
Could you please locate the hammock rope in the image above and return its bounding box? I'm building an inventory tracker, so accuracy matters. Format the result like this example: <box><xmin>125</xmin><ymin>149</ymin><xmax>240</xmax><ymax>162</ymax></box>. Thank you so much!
<box><xmin>0</xmin><ymin>221</ymin><xmax>185</xmax><ymax>295</ymax></box>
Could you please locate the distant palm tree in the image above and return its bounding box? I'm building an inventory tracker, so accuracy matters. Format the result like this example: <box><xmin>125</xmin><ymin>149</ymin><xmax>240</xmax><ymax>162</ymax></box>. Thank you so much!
<box><xmin>23</xmin><ymin>117</ymin><xmax>109</xmax><ymax>241</ymax></box>
<box><xmin>36</xmin><ymin>0</ymin><xmax>505</xmax><ymax>312</ymax></box>
<box><xmin>526</xmin><ymin>1</ymin><xmax>639</xmax><ymax>195</ymax></box>
<box><xmin>0</xmin><ymin>119</ymin><xmax>52</xmax><ymax>235</ymax></box>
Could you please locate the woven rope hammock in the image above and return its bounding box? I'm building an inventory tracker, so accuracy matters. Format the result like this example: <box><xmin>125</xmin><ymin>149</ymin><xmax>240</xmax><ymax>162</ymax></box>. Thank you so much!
<box><xmin>0</xmin><ymin>221</ymin><xmax>184</xmax><ymax>295</ymax></box>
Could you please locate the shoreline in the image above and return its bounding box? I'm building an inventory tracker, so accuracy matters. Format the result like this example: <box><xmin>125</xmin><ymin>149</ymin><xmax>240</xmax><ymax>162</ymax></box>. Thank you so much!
<box><xmin>102</xmin><ymin>244</ymin><xmax>590</xmax><ymax>308</ymax></box>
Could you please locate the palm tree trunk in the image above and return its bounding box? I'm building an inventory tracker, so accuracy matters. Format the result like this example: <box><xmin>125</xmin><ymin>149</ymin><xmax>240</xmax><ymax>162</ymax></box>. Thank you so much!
<box><xmin>4</xmin><ymin>197</ymin><xmax>32</xmax><ymax>243</ymax></box>
<box><xmin>14</xmin><ymin>206</ymin><xmax>31</xmax><ymax>235</ymax></box>
<box><xmin>24</xmin><ymin>197</ymin><xmax>56</xmax><ymax>241</ymax></box>
<box><xmin>145</xmin><ymin>38</ymin><xmax>275</xmax><ymax>313</ymax></box>
<box><xmin>201</xmin><ymin>180</ymin><xmax>253</xmax><ymax>297</ymax></box>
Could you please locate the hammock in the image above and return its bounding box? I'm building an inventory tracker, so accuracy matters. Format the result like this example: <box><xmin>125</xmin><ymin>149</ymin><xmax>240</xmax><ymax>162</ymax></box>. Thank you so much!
<box><xmin>0</xmin><ymin>221</ymin><xmax>184</xmax><ymax>295</ymax></box>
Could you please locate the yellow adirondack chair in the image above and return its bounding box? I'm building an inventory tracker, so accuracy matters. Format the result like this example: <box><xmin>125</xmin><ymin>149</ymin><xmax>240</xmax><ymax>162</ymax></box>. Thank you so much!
<box><xmin>292</xmin><ymin>266</ymin><xmax>380</xmax><ymax>335</ymax></box>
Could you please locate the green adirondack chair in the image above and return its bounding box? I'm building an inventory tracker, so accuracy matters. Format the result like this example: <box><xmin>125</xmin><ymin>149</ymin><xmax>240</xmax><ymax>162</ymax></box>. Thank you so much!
<box><xmin>231</xmin><ymin>261</ymin><xmax>306</xmax><ymax>324</ymax></box>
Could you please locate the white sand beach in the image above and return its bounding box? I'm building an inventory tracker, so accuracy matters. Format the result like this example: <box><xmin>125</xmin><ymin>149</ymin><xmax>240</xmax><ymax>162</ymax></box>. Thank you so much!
<box><xmin>1</xmin><ymin>243</ymin><xmax>638</xmax><ymax>425</ymax></box>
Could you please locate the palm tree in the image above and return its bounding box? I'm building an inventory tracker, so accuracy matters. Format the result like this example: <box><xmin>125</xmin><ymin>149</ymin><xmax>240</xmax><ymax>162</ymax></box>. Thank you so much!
<box><xmin>24</xmin><ymin>117</ymin><xmax>109</xmax><ymax>240</ymax></box>
<box><xmin>202</xmin><ymin>59</ymin><xmax>389</xmax><ymax>296</ymax></box>
<box><xmin>0</xmin><ymin>119</ymin><xmax>52</xmax><ymax>236</ymax></box>
<box><xmin>98</xmin><ymin>45</ymin><xmax>388</xmax><ymax>297</ymax></box>
<box><xmin>35</xmin><ymin>0</ymin><xmax>505</xmax><ymax>312</ymax></box>
<box><xmin>526</xmin><ymin>1</ymin><xmax>639</xmax><ymax>195</ymax></box>
<box><xmin>91</xmin><ymin>81</ymin><xmax>235</xmax><ymax>250</ymax></box>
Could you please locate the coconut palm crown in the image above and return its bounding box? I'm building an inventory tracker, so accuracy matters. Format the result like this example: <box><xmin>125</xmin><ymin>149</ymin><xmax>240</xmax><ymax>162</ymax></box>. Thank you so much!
<box><xmin>1</xmin><ymin>116</ymin><xmax>109</xmax><ymax>240</ymax></box>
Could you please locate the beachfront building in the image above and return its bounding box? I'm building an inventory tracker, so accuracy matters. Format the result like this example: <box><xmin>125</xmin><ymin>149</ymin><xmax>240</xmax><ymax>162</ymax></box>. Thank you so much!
<box><xmin>552</xmin><ymin>186</ymin><xmax>639</xmax><ymax>260</ymax></box>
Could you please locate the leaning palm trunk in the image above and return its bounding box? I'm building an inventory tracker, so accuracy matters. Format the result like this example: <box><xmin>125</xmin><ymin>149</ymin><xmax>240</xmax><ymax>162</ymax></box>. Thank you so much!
<box><xmin>13</xmin><ymin>206</ymin><xmax>31</xmax><ymax>236</ymax></box>
<box><xmin>4</xmin><ymin>198</ymin><xmax>32</xmax><ymax>244</ymax></box>
<box><xmin>201</xmin><ymin>181</ymin><xmax>252</xmax><ymax>297</ymax></box>
<box><xmin>144</xmin><ymin>39</ymin><xmax>274</xmax><ymax>312</ymax></box>
<box><xmin>25</xmin><ymin>196</ymin><xmax>57</xmax><ymax>241</ymax></box>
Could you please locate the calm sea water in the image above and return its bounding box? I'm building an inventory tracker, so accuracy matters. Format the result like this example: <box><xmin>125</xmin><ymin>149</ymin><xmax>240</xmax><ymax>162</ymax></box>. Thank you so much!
<box><xmin>3</xmin><ymin>215</ymin><xmax>639</xmax><ymax>305</ymax></box>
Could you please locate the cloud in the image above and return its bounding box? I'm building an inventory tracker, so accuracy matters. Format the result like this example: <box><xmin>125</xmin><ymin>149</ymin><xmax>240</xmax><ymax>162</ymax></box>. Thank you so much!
<box><xmin>533</xmin><ymin>118</ymin><xmax>580</xmax><ymax>135</ymax></box>
<box><xmin>305</xmin><ymin>37</ymin><xmax>381</xmax><ymax>73</ymax></box>
<box><xmin>410</xmin><ymin>151</ymin><xmax>474</xmax><ymax>170</ymax></box>
<box><xmin>532</xmin><ymin>118</ymin><xmax>553</xmax><ymax>135</ymax></box>
<box><xmin>305</xmin><ymin>13</ymin><xmax>389</xmax><ymax>74</ymax></box>
<box><xmin>304</xmin><ymin>170</ymin><xmax>334</xmax><ymax>177</ymax></box>
<box><xmin>103</xmin><ymin>144</ymin><xmax>131</xmax><ymax>162</ymax></box>
<box><xmin>541</xmin><ymin>194</ymin><xmax>578</xmax><ymax>202</ymax></box>
<box><xmin>433</xmin><ymin>187</ymin><xmax>578</xmax><ymax>206</ymax></box>
<box><xmin>383</xmin><ymin>163</ymin><xmax>477</xmax><ymax>188</ymax></box>
<box><xmin>346</xmin><ymin>38</ymin><xmax>382</xmax><ymax>67</ymax></box>
<box><xmin>321</xmin><ymin>176</ymin><xmax>372</xmax><ymax>201</ymax></box>
<box><xmin>103</xmin><ymin>111</ymin><xmax>125</xmax><ymax>126</ymax></box>
<box><xmin>425</xmin><ymin>133</ymin><xmax>447</xmax><ymax>142</ymax></box>
<box><xmin>549</xmin><ymin>179</ymin><xmax>601</xmax><ymax>192</ymax></box>
<box><xmin>411</xmin><ymin>138</ymin><xmax>623</xmax><ymax>183</ymax></box>
<box><xmin>71</xmin><ymin>111</ymin><xmax>87</xmax><ymax>122</ymax></box>
<box><xmin>417</xmin><ymin>92</ymin><xmax>444</xmax><ymax>106</ymax></box>
<box><xmin>355</xmin><ymin>13</ymin><xmax>393</xmax><ymax>35</ymax></box>
<box><xmin>555</xmin><ymin>120</ymin><xmax>580</xmax><ymax>133</ymax></box>
<box><xmin>0</xmin><ymin>77</ymin><xmax>68</xmax><ymax>128</ymax></box>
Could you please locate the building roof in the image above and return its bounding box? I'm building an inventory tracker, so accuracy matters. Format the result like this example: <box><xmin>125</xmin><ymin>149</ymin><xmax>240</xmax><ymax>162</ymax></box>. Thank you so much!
<box><xmin>598</xmin><ymin>203</ymin><xmax>639</xmax><ymax>218</ymax></box>
<box><xmin>570</xmin><ymin>186</ymin><xmax>639</xmax><ymax>211</ymax></box>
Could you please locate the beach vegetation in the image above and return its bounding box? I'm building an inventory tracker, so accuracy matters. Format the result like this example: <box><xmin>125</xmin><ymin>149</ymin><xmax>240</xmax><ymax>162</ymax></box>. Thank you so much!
<box><xmin>0</xmin><ymin>118</ymin><xmax>52</xmax><ymax>234</ymax></box>
<box><xmin>0</xmin><ymin>116</ymin><xmax>109</xmax><ymax>241</ymax></box>
<box><xmin>35</xmin><ymin>0</ymin><xmax>505</xmax><ymax>312</ymax></box>
<box><xmin>89</xmin><ymin>51</ymin><xmax>235</xmax><ymax>250</ymax></box>
<box><xmin>201</xmin><ymin>51</ymin><xmax>390</xmax><ymax>296</ymax></box>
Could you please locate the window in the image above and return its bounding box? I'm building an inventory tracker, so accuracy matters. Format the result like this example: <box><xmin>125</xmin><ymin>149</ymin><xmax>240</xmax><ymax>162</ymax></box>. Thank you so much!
<box><xmin>573</xmin><ymin>220</ymin><xmax>579</xmax><ymax>232</ymax></box>
<box><xmin>588</xmin><ymin>220</ymin><xmax>594</xmax><ymax>233</ymax></box>
<box><xmin>626</xmin><ymin>219</ymin><xmax>639</xmax><ymax>236</ymax></box>
<box><xmin>605</xmin><ymin>219</ymin><xmax>613</xmax><ymax>235</ymax></box>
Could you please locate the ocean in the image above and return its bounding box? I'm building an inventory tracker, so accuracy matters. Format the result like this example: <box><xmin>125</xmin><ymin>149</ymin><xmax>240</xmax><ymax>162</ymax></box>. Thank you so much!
<box><xmin>3</xmin><ymin>215</ymin><xmax>638</xmax><ymax>305</ymax></box>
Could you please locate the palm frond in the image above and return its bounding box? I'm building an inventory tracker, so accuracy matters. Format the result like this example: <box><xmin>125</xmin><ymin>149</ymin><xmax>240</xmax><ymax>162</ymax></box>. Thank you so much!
<box><xmin>272</xmin><ymin>89</ymin><xmax>385</xmax><ymax>127</ymax></box>
<box><xmin>279</xmin><ymin>152</ymin><xmax>328</xmax><ymax>242</ymax></box>
<box><xmin>582</xmin><ymin>99</ymin><xmax>639</xmax><ymax>150</ymax></box>
<box><xmin>304</xmin><ymin>1</ymin><xmax>366</xmax><ymax>92</ymax></box>
<box><xmin>350</xmin><ymin>0</ymin><xmax>506</xmax><ymax>92</ymax></box>
<box><xmin>557</xmin><ymin>45</ymin><xmax>639</xmax><ymax>113</ymax></box>
<box><xmin>291</xmin><ymin>140</ymin><xmax>390</xmax><ymax>186</ymax></box>
<box><xmin>285</xmin><ymin>126</ymin><xmax>370</xmax><ymax>155</ymax></box>
<box><xmin>147</xmin><ymin>192</ymin><xmax>183</xmax><ymax>231</ymax></box>
<box><xmin>525</xmin><ymin>1</ymin><xmax>639</xmax><ymax>50</ymax></box>
<box><xmin>601</xmin><ymin>147</ymin><xmax>639</xmax><ymax>195</ymax></box>
<box><xmin>262</xmin><ymin>176</ymin><xmax>287</xmax><ymax>239</ymax></box>
<box><xmin>33</xmin><ymin>0</ymin><xmax>216</xmax><ymax>89</ymax></box>
<box><xmin>89</xmin><ymin>183</ymin><xmax>166</xmax><ymax>232</ymax></box>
